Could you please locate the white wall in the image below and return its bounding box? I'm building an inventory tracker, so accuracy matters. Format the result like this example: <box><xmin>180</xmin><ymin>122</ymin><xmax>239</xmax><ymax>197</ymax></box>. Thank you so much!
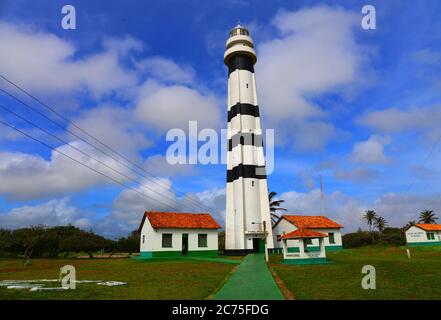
<box><xmin>140</xmin><ymin>218</ymin><xmax>218</xmax><ymax>252</ymax></box>
<box><xmin>272</xmin><ymin>218</ymin><xmax>342</xmax><ymax>248</ymax></box>
<box><xmin>405</xmin><ymin>226</ymin><xmax>441</xmax><ymax>244</ymax></box>
<box><xmin>272</xmin><ymin>218</ymin><xmax>294</xmax><ymax>248</ymax></box>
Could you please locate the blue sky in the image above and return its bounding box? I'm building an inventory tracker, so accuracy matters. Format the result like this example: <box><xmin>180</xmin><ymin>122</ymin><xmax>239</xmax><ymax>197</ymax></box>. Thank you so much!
<box><xmin>1</xmin><ymin>0</ymin><xmax>441</xmax><ymax>237</ymax></box>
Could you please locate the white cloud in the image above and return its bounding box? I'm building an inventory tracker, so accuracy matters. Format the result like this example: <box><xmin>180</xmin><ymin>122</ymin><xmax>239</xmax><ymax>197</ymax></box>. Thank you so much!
<box><xmin>334</xmin><ymin>167</ymin><xmax>378</xmax><ymax>182</ymax></box>
<box><xmin>255</xmin><ymin>6</ymin><xmax>368</xmax><ymax>150</ymax></box>
<box><xmin>0</xmin><ymin>198</ymin><xmax>92</xmax><ymax>230</ymax></box>
<box><xmin>370</xmin><ymin>193</ymin><xmax>441</xmax><ymax>226</ymax></box>
<box><xmin>144</xmin><ymin>154</ymin><xmax>197</xmax><ymax>177</ymax></box>
<box><xmin>0</xmin><ymin>141</ymin><xmax>133</xmax><ymax>200</ymax></box>
<box><xmin>0</xmin><ymin>22</ymin><xmax>138</xmax><ymax>98</ymax></box>
<box><xmin>137</xmin><ymin>57</ymin><xmax>196</xmax><ymax>85</ymax></box>
<box><xmin>278</xmin><ymin>186</ymin><xmax>441</xmax><ymax>233</ymax></box>
<box><xmin>96</xmin><ymin>182</ymin><xmax>226</xmax><ymax>238</ymax></box>
<box><xmin>70</xmin><ymin>105</ymin><xmax>151</xmax><ymax>159</ymax></box>
<box><xmin>279</xmin><ymin>189</ymin><xmax>364</xmax><ymax>232</ymax></box>
<box><xmin>351</xmin><ymin>135</ymin><xmax>391</xmax><ymax>164</ymax></box>
<box><xmin>358</xmin><ymin>105</ymin><xmax>441</xmax><ymax>144</ymax></box>
<box><xmin>136</xmin><ymin>80</ymin><xmax>222</xmax><ymax>132</ymax></box>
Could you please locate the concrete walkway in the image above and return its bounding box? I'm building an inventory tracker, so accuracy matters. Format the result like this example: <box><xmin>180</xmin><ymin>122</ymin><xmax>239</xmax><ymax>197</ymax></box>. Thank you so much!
<box><xmin>214</xmin><ymin>254</ymin><xmax>284</xmax><ymax>300</ymax></box>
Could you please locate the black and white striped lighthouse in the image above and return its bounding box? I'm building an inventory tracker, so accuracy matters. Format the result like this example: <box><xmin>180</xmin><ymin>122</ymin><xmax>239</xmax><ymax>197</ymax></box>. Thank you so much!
<box><xmin>224</xmin><ymin>24</ymin><xmax>274</xmax><ymax>253</ymax></box>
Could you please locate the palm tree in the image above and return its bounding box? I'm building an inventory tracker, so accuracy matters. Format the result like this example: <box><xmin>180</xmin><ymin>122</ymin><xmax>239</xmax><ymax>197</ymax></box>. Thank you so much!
<box><xmin>269</xmin><ymin>191</ymin><xmax>287</xmax><ymax>225</ymax></box>
<box><xmin>404</xmin><ymin>220</ymin><xmax>416</xmax><ymax>230</ymax></box>
<box><xmin>363</xmin><ymin>210</ymin><xmax>377</xmax><ymax>232</ymax></box>
<box><xmin>418</xmin><ymin>210</ymin><xmax>438</xmax><ymax>224</ymax></box>
<box><xmin>374</xmin><ymin>216</ymin><xmax>388</xmax><ymax>233</ymax></box>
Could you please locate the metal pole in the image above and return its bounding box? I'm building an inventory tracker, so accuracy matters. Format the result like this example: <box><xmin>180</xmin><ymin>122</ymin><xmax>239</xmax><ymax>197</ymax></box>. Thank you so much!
<box><xmin>263</xmin><ymin>221</ymin><xmax>268</xmax><ymax>262</ymax></box>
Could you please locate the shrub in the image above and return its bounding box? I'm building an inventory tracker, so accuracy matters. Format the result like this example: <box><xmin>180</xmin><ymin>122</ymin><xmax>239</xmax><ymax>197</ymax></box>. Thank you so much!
<box><xmin>343</xmin><ymin>231</ymin><xmax>376</xmax><ymax>248</ymax></box>
<box><xmin>343</xmin><ymin>229</ymin><xmax>405</xmax><ymax>248</ymax></box>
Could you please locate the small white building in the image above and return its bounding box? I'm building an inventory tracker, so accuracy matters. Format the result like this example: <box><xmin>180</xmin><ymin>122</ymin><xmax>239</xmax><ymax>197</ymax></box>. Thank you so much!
<box><xmin>405</xmin><ymin>224</ymin><xmax>441</xmax><ymax>246</ymax></box>
<box><xmin>138</xmin><ymin>211</ymin><xmax>221</xmax><ymax>258</ymax></box>
<box><xmin>272</xmin><ymin>215</ymin><xmax>343</xmax><ymax>253</ymax></box>
<box><xmin>281</xmin><ymin>228</ymin><xmax>328</xmax><ymax>265</ymax></box>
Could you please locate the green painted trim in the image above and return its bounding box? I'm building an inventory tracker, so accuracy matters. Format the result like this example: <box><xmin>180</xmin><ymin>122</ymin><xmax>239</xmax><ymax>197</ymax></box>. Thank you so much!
<box><xmin>139</xmin><ymin>250</ymin><xmax>218</xmax><ymax>259</ymax></box>
<box><xmin>407</xmin><ymin>241</ymin><xmax>441</xmax><ymax>247</ymax></box>
<box><xmin>284</xmin><ymin>257</ymin><xmax>328</xmax><ymax>265</ymax></box>
<box><xmin>152</xmin><ymin>251</ymin><xmax>183</xmax><ymax>258</ymax></box>
<box><xmin>325</xmin><ymin>245</ymin><xmax>343</xmax><ymax>251</ymax></box>
<box><xmin>187</xmin><ymin>250</ymin><xmax>219</xmax><ymax>257</ymax></box>
<box><xmin>287</xmin><ymin>245</ymin><xmax>342</xmax><ymax>253</ymax></box>
<box><xmin>140</xmin><ymin>251</ymin><xmax>153</xmax><ymax>258</ymax></box>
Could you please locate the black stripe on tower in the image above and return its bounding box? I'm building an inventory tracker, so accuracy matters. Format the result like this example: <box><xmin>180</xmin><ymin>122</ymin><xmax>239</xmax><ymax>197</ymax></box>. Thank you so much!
<box><xmin>228</xmin><ymin>55</ymin><xmax>254</xmax><ymax>75</ymax></box>
<box><xmin>228</xmin><ymin>132</ymin><xmax>263</xmax><ymax>151</ymax></box>
<box><xmin>227</xmin><ymin>164</ymin><xmax>267</xmax><ymax>182</ymax></box>
<box><xmin>228</xmin><ymin>103</ymin><xmax>259</xmax><ymax>122</ymax></box>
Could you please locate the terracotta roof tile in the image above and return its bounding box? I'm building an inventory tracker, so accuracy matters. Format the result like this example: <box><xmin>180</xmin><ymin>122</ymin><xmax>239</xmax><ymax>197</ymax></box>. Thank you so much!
<box><xmin>282</xmin><ymin>215</ymin><xmax>342</xmax><ymax>229</ymax></box>
<box><xmin>415</xmin><ymin>224</ymin><xmax>441</xmax><ymax>231</ymax></box>
<box><xmin>281</xmin><ymin>228</ymin><xmax>327</xmax><ymax>239</ymax></box>
<box><xmin>145</xmin><ymin>211</ymin><xmax>221</xmax><ymax>229</ymax></box>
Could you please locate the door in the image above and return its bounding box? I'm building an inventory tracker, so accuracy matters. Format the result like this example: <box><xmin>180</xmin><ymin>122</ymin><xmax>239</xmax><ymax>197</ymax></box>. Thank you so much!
<box><xmin>182</xmin><ymin>234</ymin><xmax>188</xmax><ymax>255</ymax></box>
<box><xmin>252</xmin><ymin>238</ymin><xmax>260</xmax><ymax>253</ymax></box>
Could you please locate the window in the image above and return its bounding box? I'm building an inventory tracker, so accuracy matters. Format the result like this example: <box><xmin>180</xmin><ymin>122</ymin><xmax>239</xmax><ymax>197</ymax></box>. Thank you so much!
<box><xmin>328</xmin><ymin>233</ymin><xmax>335</xmax><ymax>244</ymax></box>
<box><xmin>427</xmin><ymin>232</ymin><xmax>435</xmax><ymax>240</ymax></box>
<box><xmin>162</xmin><ymin>233</ymin><xmax>172</xmax><ymax>248</ymax></box>
<box><xmin>304</xmin><ymin>238</ymin><xmax>312</xmax><ymax>245</ymax></box>
<box><xmin>277</xmin><ymin>235</ymin><xmax>282</xmax><ymax>242</ymax></box>
<box><xmin>251</xmin><ymin>181</ymin><xmax>255</xmax><ymax>187</ymax></box>
<box><xmin>198</xmin><ymin>234</ymin><xmax>208</xmax><ymax>248</ymax></box>
<box><xmin>142</xmin><ymin>235</ymin><xmax>145</xmax><ymax>244</ymax></box>
<box><xmin>246</xmin><ymin>83</ymin><xmax>249</xmax><ymax>88</ymax></box>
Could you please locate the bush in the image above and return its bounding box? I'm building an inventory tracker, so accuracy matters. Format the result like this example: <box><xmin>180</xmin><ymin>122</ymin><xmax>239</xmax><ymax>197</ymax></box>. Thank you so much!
<box><xmin>343</xmin><ymin>231</ymin><xmax>377</xmax><ymax>248</ymax></box>
<box><xmin>343</xmin><ymin>229</ymin><xmax>405</xmax><ymax>248</ymax></box>
<box><xmin>0</xmin><ymin>225</ymin><xmax>115</xmax><ymax>258</ymax></box>
<box><xmin>218</xmin><ymin>231</ymin><xmax>225</xmax><ymax>252</ymax></box>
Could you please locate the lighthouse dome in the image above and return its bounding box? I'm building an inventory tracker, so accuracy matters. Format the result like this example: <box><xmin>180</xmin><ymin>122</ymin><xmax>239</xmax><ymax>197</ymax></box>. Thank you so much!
<box><xmin>228</xmin><ymin>24</ymin><xmax>250</xmax><ymax>38</ymax></box>
<box><xmin>224</xmin><ymin>24</ymin><xmax>256</xmax><ymax>65</ymax></box>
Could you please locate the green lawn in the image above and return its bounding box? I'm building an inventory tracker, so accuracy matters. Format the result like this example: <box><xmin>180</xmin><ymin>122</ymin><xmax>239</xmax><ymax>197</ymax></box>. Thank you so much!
<box><xmin>0</xmin><ymin>258</ymin><xmax>234</xmax><ymax>300</ymax></box>
<box><xmin>270</xmin><ymin>246</ymin><xmax>441</xmax><ymax>300</ymax></box>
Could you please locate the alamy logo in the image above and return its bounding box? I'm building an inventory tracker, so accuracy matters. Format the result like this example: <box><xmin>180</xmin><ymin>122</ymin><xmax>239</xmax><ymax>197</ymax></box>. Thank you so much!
<box><xmin>165</xmin><ymin>121</ymin><xmax>275</xmax><ymax>175</ymax></box>
<box><xmin>361</xmin><ymin>5</ymin><xmax>376</xmax><ymax>30</ymax></box>
<box><xmin>361</xmin><ymin>265</ymin><xmax>376</xmax><ymax>290</ymax></box>
<box><xmin>61</xmin><ymin>5</ymin><xmax>76</xmax><ymax>30</ymax></box>
<box><xmin>60</xmin><ymin>265</ymin><xmax>76</xmax><ymax>289</ymax></box>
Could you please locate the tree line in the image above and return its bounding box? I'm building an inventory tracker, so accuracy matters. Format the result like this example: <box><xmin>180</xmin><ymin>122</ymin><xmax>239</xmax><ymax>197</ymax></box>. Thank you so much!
<box><xmin>343</xmin><ymin>209</ymin><xmax>439</xmax><ymax>248</ymax></box>
<box><xmin>0</xmin><ymin>225</ymin><xmax>140</xmax><ymax>259</ymax></box>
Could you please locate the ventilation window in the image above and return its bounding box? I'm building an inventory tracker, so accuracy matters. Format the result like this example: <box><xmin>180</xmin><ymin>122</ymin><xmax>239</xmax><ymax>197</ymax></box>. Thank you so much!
<box><xmin>251</xmin><ymin>181</ymin><xmax>255</xmax><ymax>187</ymax></box>
<box><xmin>246</xmin><ymin>83</ymin><xmax>249</xmax><ymax>88</ymax></box>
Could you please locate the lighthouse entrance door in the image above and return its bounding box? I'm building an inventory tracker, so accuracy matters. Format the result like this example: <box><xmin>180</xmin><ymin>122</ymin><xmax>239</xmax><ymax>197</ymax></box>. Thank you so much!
<box><xmin>252</xmin><ymin>238</ymin><xmax>265</xmax><ymax>253</ymax></box>
<box><xmin>252</xmin><ymin>238</ymin><xmax>259</xmax><ymax>253</ymax></box>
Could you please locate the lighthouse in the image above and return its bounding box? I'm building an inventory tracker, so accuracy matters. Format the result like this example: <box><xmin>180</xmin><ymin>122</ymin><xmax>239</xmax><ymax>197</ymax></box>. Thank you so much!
<box><xmin>224</xmin><ymin>24</ymin><xmax>274</xmax><ymax>253</ymax></box>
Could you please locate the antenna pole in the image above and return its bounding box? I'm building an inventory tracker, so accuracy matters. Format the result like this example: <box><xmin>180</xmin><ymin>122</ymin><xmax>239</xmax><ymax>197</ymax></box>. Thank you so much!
<box><xmin>320</xmin><ymin>175</ymin><xmax>324</xmax><ymax>215</ymax></box>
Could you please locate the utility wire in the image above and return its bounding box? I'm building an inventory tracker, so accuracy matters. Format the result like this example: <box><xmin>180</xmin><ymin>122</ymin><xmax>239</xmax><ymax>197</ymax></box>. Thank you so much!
<box><xmin>0</xmin><ymin>118</ymin><xmax>187</xmax><ymax>212</ymax></box>
<box><xmin>0</xmin><ymin>103</ymin><xmax>202</xmax><ymax>212</ymax></box>
<box><xmin>0</xmin><ymin>74</ymin><xmax>221</xmax><ymax>218</ymax></box>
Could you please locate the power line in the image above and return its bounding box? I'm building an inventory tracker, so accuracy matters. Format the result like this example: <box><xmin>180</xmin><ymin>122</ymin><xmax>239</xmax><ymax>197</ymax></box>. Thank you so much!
<box><xmin>0</xmin><ymin>102</ymin><xmax>202</xmax><ymax>212</ymax></box>
<box><xmin>0</xmin><ymin>85</ymin><xmax>214</xmax><ymax>214</ymax></box>
<box><xmin>0</xmin><ymin>118</ymin><xmax>186</xmax><ymax>212</ymax></box>
<box><xmin>0</xmin><ymin>74</ymin><xmax>222</xmax><ymax>218</ymax></box>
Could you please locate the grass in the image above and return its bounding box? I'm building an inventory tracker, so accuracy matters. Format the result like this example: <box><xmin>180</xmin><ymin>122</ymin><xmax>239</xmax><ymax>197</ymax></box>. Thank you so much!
<box><xmin>270</xmin><ymin>246</ymin><xmax>441</xmax><ymax>300</ymax></box>
<box><xmin>0</xmin><ymin>258</ymin><xmax>234</xmax><ymax>300</ymax></box>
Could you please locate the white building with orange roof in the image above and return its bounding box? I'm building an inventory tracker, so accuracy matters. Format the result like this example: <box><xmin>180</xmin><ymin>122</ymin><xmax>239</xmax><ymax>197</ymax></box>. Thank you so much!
<box><xmin>280</xmin><ymin>228</ymin><xmax>328</xmax><ymax>265</ymax></box>
<box><xmin>138</xmin><ymin>211</ymin><xmax>221</xmax><ymax>258</ymax></box>
<box><xmin>405</xmin><ymin>224</ymin><xmax>441</xmax><ymax>246</ymax></box>
<box><xmin>272</xmin><ymin>215</ymin><xmax>343</xmax><ymax>253</ymax></box>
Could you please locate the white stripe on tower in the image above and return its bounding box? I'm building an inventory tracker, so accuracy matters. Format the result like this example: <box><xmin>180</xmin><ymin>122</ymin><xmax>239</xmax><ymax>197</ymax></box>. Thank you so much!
<box><xmin>224</xmin><ymin>24</ymin><xmax>274</xmax><ymax>253</ymax></box>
